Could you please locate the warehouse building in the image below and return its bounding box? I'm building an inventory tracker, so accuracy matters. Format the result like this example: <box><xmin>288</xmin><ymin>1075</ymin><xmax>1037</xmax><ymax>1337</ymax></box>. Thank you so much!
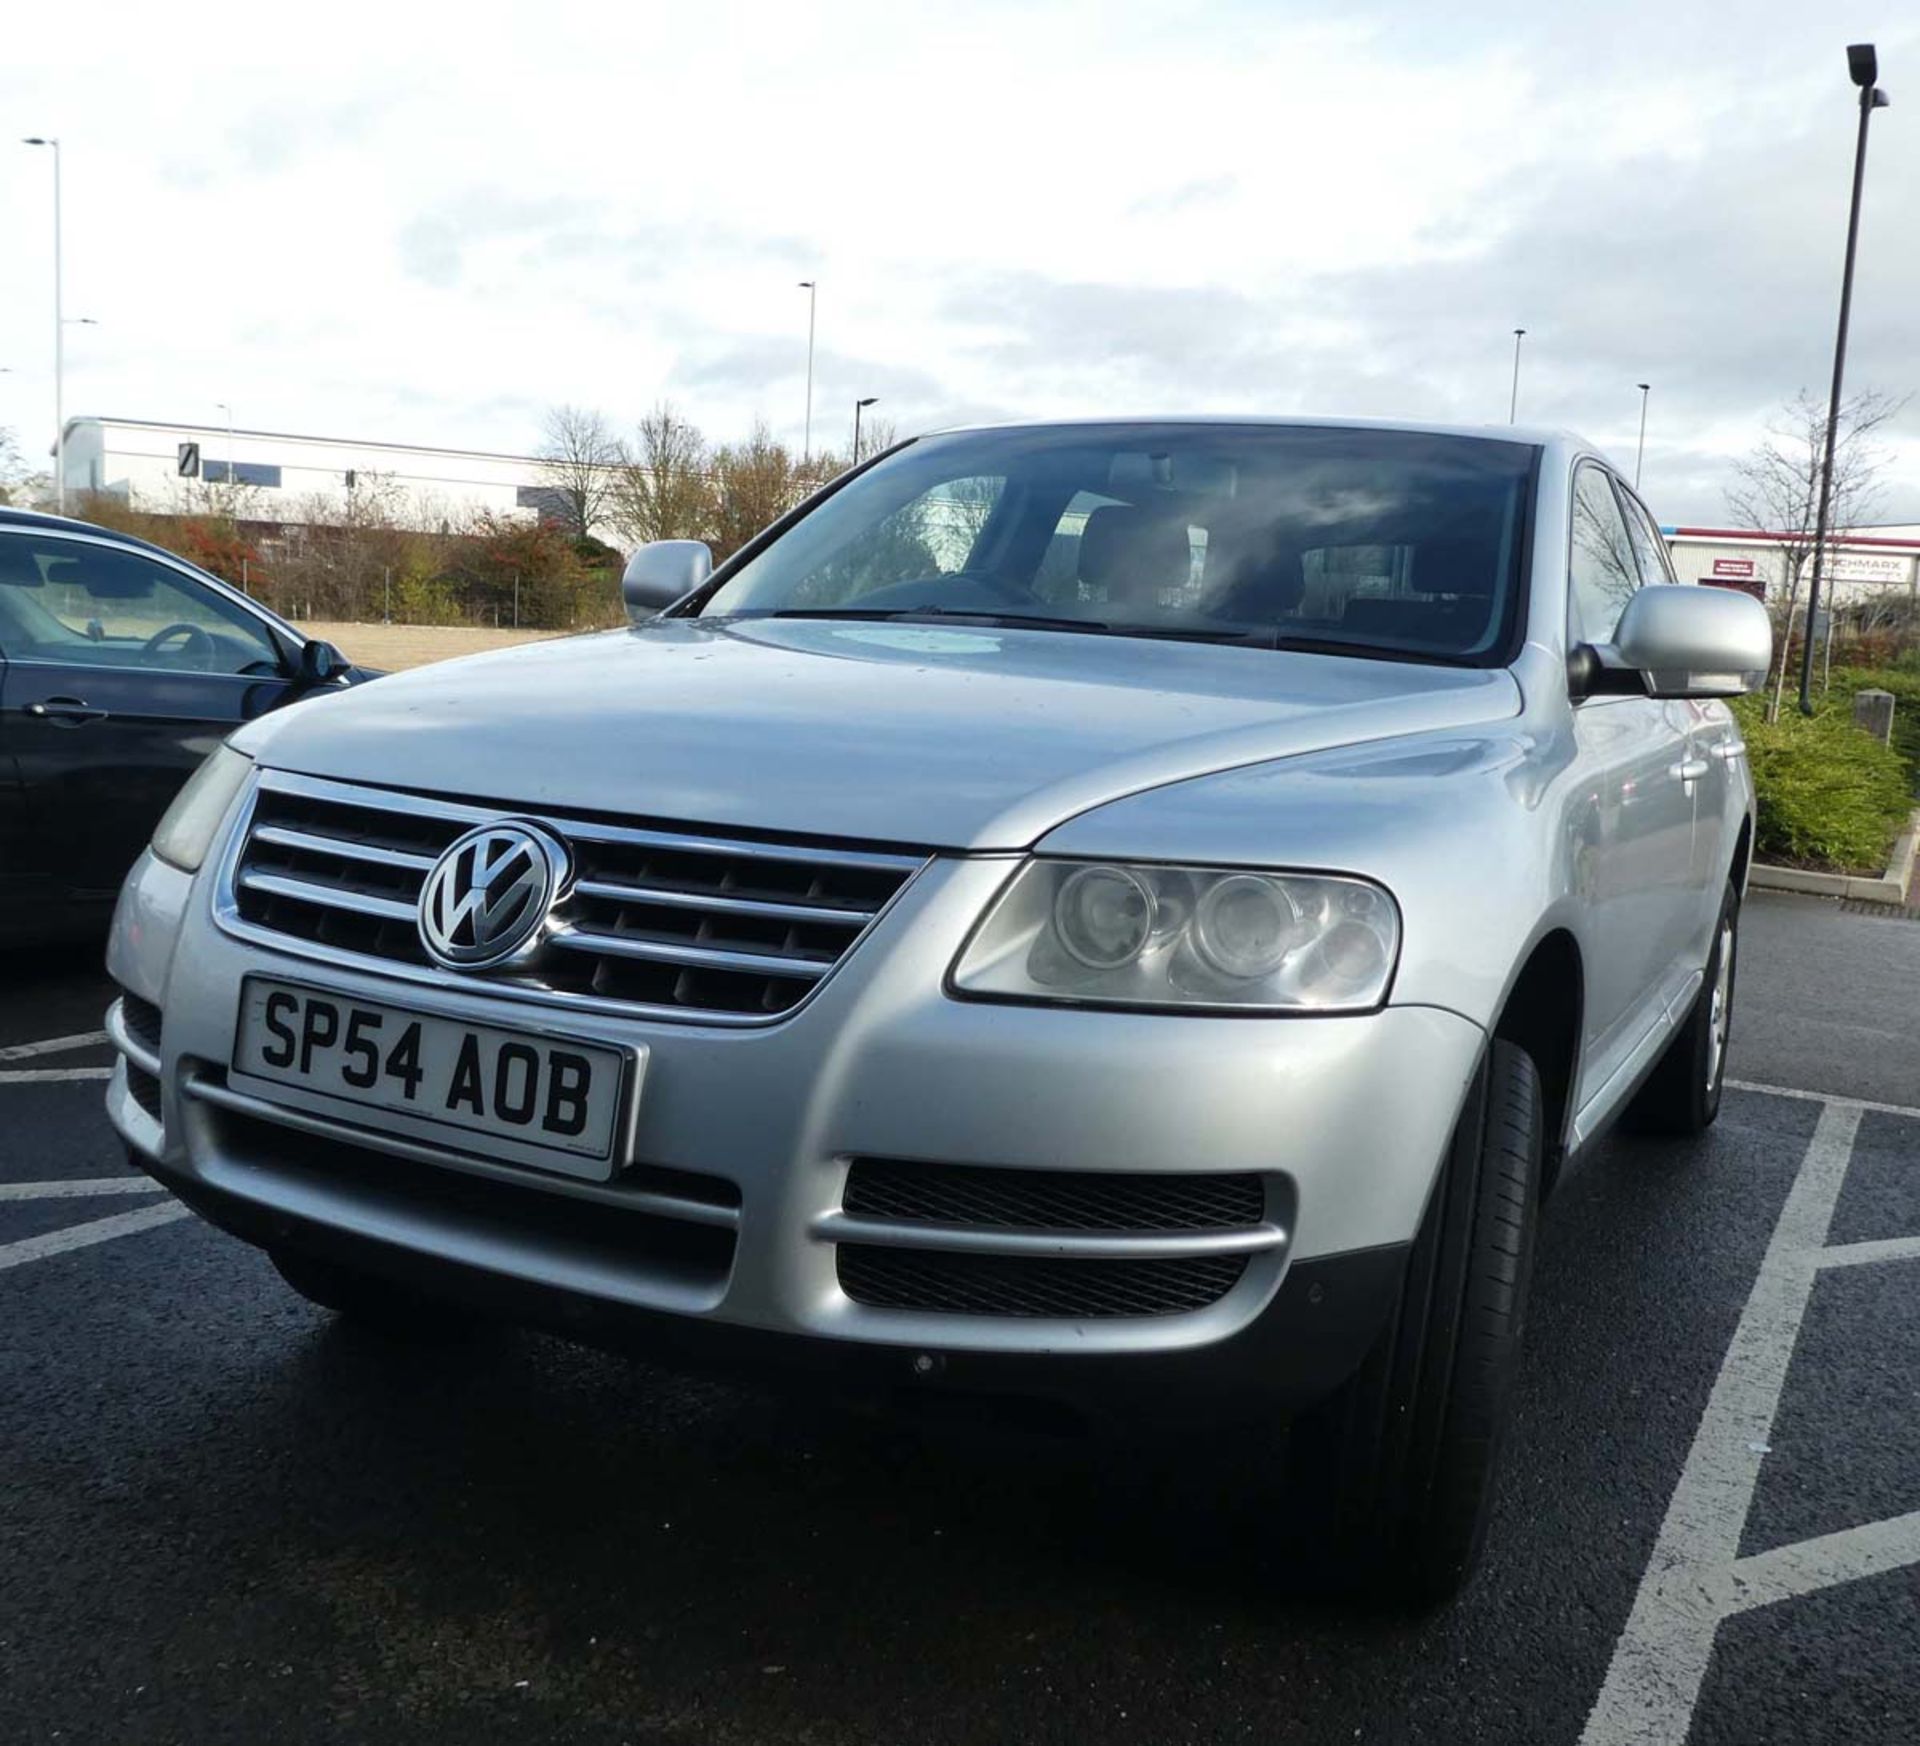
<box><xmin>57</xmin><ymin>414</ymin><xmax>574</xmax><ymax>532</ymax></box>
<box><xmin>1664</xmin><ymin>525</ymin><xmax>1920</xmax><ymax>608</ymax></box>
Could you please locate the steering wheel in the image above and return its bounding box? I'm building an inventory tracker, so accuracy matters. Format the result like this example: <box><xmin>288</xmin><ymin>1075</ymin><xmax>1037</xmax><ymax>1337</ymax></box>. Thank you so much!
<box><xmin>142</xmin><ymin>622</ymin><xmax>219</xmax><ymax>665</ymax></box>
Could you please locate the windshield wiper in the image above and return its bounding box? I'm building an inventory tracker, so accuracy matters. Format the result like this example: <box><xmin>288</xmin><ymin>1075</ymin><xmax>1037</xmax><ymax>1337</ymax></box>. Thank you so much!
<box><xmin>1266</xmin><ymin>632</ymin><xmax>1457</xmax><ymax>666</ymax></box>
<box><xmin>753</xmin><ymin>607</ymin><xmax>1111</xmax><ymax>634</ymax></box>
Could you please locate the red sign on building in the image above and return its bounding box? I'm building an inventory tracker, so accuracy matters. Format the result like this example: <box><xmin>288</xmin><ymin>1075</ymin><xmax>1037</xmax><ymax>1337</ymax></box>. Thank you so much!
<box><xmin>1711</xmin><ymin>557</ymin><xmax>1756</xmax><ymax>579</ymax></box>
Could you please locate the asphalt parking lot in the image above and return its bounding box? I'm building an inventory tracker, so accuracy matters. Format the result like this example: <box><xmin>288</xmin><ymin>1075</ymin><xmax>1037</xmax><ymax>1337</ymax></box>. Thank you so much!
<box><xmin>4</xmin><ymin>890</ymin><xmax>1917</xmax><ymax>1745</ymax></box>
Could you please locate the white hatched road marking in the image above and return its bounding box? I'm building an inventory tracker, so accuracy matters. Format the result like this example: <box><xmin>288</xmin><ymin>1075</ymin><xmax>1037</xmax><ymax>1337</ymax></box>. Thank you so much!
<box><xmin>0</xmin><ymin>1066</ymin><xmax>114</xmax><ymax>1085</ymax></box>
<box><xmin>0</xmin><ymin>1029</ymin><xmax>109</xmax><ymax>1062</ymax></box>
<box><xmin>1582</xmin><ymin>1083</ymin><xmax>1920</xmax><ymax>1746</ymax></box>
<box><xmin>0</xmin><ymin>1202</ymin><xmax>189</xmax><ymax>1272</ymax></box>
<box><xmin>0</xmin><ymin>1178</ymin><xmax>166</xmax><ymax>1202</ymax></box>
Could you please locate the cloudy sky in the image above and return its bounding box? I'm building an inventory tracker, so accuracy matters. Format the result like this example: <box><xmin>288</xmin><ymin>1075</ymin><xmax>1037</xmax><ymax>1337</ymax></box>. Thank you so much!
<box><xmin>4</xmin><ymin>0</ymin><xmax>1918</xmax><ymax>522</ymax></box>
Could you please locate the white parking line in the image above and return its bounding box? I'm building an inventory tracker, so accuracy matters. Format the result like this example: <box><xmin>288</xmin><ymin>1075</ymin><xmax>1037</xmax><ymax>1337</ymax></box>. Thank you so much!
<box><xmin>0</xmin><ymin>1178</ymin><xmax>167</xmax><ymax>1202</ymax></box>
<box><xmin>1582</xmin><ymin>1092</ymin><xmax>1920</xmax><ymax>1745</ymax></box>
<box><xmin>0</xmin><ymin>1201</ymin><xmax>189</xmax><ymax>1273</ymax></box>
<box><xmin>0</xmin><ymin>1066</ymin><xmax>114</xmax><ymax>1085</ymax></box>
<box><xmin>1727</xmin><ymin>1077</ymin><xmax>1920</xmax><ymax>1122</ymax></box>
<box><xmin>0</xmin><ymin>1030</ymin><xmax>109</xmax><ymax>1062</ymax></box>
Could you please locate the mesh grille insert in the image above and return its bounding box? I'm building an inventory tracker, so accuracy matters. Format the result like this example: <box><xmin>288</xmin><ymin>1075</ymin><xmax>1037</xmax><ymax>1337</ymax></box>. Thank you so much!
<box><xmin>837</xmin><ymin>1246</ymin><xmax>1245</xmax><ymax>1318</ymax></box>
<box><xmin>125</xmin><ymin>1062</ymin><xmax>164</xmax><ymax>1126</ymax></box>
<box><xmin>118</xmin><ymin>994</ymin><xmax>163</xmax><ymax>1059</ymax></box>
<box><xmin>844</xmin><ymin>1159</ymin><xmax>1264</xmax><ymax>1232</ymax></box>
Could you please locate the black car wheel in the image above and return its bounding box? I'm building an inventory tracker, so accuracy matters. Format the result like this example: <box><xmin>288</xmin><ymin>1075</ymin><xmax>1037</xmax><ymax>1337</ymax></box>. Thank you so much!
<box><xmin>1625</xmin><ymin>880</ymin><xmax>1739</xmax><ymax>1136</ymax></box>
<box><xmin>1289</xmin><ymin>1039</ymin><xmax>1543</xmax><ymax>1604</ymax></box>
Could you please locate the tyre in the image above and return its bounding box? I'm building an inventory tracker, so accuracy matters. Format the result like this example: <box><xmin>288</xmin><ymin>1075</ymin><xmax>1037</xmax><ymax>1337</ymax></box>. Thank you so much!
<box><xmin>1289</xmin><ymin>1039</ymin><xmax>1543</xmax><ymax>1605</ymax></box>
<box><xmin>269</xmin><ymin>1247</ymin><xmax>479</xmax><ymax>1339</ymax></box>
<box><xmin>1625</xmin><ymin>880</ymin><xmax>1738</xmax><ymax>1136</ymax></box>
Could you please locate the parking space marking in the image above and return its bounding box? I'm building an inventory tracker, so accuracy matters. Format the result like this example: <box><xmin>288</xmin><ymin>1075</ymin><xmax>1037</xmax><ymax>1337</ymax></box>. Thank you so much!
<box><xmin>0</xmin><ymin>1029</ymin><xmax>109</xmax><ymax>1062</ymax></box>
<box><xmin>0</xmin><ymin>1201</ymin><xmax>190</xmax><ymax>1273</ymax></box>
<box><xmin>1581</xmin><ymin>1095</ymin><xmax>1920</xmax><ymax>1746</ymax></box>
<box><xmin>0</xmin><ymin>1178</ymin><xmax>167</xmax><ymax>1202</ymax></box>
<box><xmin>1727</xmin><ymin>1077</ymin><xmax>1920</xmax><ymax>1122</ymax></box>
<box><xmin>0</xmin><ymin>1066</ymin><xmax>114</xmax><ymax>1085</ymax></box>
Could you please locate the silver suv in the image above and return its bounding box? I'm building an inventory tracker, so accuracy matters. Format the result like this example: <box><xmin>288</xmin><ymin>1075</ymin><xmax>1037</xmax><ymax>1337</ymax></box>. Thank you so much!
<box><xmin>104</xmin><ymin>419</ymin><xmax>1772</xmax><ymax>1600</ymax></box>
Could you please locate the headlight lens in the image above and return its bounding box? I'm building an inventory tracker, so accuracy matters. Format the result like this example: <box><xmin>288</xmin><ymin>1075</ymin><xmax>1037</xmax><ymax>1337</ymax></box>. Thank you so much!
<box><xmin>952</xmin><ymin>860</ymin><xmax>1400</xmax><ymax>1012</ymax></box>
<box><xmin>151</xmin><ymin>745</ymin><xmax>254</xmax><ymax>873</ymax></box>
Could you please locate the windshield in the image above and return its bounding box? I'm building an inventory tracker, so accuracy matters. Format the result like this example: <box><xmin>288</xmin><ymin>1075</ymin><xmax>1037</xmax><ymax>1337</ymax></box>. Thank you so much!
<box><xmin>697</xmin><ymin>423</ymin><xmax>1536</xmax><ymax>663</ymax></box>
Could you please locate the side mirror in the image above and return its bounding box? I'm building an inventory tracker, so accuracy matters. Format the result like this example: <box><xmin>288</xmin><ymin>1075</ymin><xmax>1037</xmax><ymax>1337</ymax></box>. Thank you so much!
<box><xmin>622</xmin><ymin>540</ymin><xmax>712</xmax><ymax>624</ymax></box>
<box><xmin>297</xmin><ymin>638</ymin><xmax>347</xmax><ymax>686</ymax></box>
<box><xmin>1608</xmin><ymin>585</ymin><xmax>1773</xmax><ymax>699</ymax></box>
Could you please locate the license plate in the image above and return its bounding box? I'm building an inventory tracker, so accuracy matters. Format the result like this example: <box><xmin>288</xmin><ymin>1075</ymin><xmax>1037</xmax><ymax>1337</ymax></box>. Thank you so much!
<box><xmin>231</xmin><ymin>978</ymin><xmax>637</xmax><ymax>1179</ymax></box>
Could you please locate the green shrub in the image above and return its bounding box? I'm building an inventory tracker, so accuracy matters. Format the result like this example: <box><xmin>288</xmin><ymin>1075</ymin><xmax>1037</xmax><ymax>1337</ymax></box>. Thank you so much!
<box><xmin>1827</xmin><ymin>665</ymin><xmax>1920</xmax><ymax>784</ymax></box>
<box><xmin>1731</xmin><ymin>694</ymin><xmax>1913</xmax><ymax>874</ymax></box>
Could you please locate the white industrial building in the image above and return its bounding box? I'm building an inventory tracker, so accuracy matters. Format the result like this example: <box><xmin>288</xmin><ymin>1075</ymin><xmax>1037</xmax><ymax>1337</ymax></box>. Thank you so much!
<box><xmin>58</xmin><ymin>414</ymin><xmax>575</xmax><ymax>533</ymax></box>
<box><xmin>1664</xmin><ymin>524</ymin><xmax>1920</xmax><ymax>609</ymax></box>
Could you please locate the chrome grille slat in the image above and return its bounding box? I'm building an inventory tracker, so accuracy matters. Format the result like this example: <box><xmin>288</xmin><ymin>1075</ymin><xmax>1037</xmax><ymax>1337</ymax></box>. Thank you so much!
<box><xmin>571</xmin><ymin>880</ymin><xmax>877</xmax><ymax>926</ymax></box>
<box><xmin>223</xmin><ymin>771</ymin><xmax>925</xmax><ymax>1024</ymax></box>
<box><xmin>550</xmin><ymin>927</ymin><xmax>833</xmax><ymax>980</ymax></box>
<box><xmin>251</xmin><ymin>823</ymin><xmax>438</xmax><ymax>873</ymax></box>
<box><xmin>238</xmin><ymin>869</ymin><xmax>419</xmax><ymax>923</ymax></box>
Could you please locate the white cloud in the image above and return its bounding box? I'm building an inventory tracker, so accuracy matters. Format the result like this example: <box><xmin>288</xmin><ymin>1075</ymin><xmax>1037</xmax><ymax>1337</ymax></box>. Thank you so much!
<box><xmin>2</xmin><ymin>0</ymin><xmax>1917</xmax><ymax>520</ymax></box>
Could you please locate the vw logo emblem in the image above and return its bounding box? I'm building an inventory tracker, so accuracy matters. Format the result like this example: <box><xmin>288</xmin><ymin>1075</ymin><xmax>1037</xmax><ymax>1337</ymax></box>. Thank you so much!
<box><xmin>417</xmin><ymin>822</ymin><xmax>569</xmax><ymax>970</ymax></box>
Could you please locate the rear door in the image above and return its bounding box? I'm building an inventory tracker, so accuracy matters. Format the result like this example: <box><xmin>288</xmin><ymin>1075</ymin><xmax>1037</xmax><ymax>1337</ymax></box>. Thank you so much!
<box><xmin>0</xmin><ymin>529</ymin><xmax>296</xmax><ymax>905</ymax></box>
<box><xmin>1565</xmin><ymin>463</ymin><xmax>1700</xmax><ymax>1101</ymax></box>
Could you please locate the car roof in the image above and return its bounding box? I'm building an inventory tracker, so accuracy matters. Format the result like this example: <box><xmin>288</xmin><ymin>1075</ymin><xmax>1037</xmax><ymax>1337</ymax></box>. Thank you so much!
<box><xmin>0</xmin><ymin>503</ymin><xmax>217</xmax><ymax>568</ymax></box>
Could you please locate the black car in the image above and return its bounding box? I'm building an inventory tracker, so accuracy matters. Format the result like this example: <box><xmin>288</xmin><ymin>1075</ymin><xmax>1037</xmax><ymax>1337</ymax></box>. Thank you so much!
<box><xmin>0</xmin><ymin>507</ymin><xmax>365</xmax><ymax>944</ymax></box>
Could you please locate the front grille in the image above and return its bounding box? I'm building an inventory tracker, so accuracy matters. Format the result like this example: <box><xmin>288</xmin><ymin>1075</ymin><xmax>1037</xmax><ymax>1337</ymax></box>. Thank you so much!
<box><xmin>225</xmin><ymin>773</ymin><xmax>925</xmax><ymax>1022</ymax></box>
<box><xmin>125</xmin><ymin>1062</ymin><xmax>164</xmax><ymax>1125</ymax></box>
<box><xmin>837</xmin><ymin>1247</ymin><xmax>1247</xmax><ymax>1318</ymax></box>
<box><xmin>844</xmin><ymin>1159</ymin><xmax>1264</xmax><ymax>1232</ymax></box>
<box><xmin>119</xmin><ymin>993</ymin><xmax>163</xmax><ymax>1059</ymax></box>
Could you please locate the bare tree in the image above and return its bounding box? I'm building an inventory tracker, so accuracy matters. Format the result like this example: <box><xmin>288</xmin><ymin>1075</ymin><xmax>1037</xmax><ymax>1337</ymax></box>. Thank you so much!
<box><xmin>709</xmin><ymin>421</ymin><xmax>805</xmax><ymax>562</ymax></box>
<box><xmin>536</xmin><ymin>404</ymin><xmax>625</xmax><ymax>542</ymax></box>
<box><xmin>610</xmin><ymin>403</ymin><xmax>712</xmax><ymax>547</ymax></box>
<box><xmin>0</xmin><ymin>425</ymin><xmax>51</xmax><ymax>508</ymax></box>
<box><xmin>1725</xmin><ymin>388</ymin><xmax>1904</xmax><ymax>719</ymax></box>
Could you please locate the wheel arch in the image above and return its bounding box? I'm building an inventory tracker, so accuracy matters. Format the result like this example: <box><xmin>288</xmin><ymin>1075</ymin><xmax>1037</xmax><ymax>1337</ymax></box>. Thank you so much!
<box><xmin>1491</xmin><ymin>928</ymin><xmax>1583</xmax><ymax>1199</ymax></box>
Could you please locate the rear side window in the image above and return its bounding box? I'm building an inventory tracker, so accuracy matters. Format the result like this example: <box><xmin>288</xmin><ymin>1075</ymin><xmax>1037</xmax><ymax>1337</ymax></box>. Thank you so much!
<box><xmin>1568</xmin><ymin>464</ymin><xmax>1640</xmax><ymax>645</ymax></box>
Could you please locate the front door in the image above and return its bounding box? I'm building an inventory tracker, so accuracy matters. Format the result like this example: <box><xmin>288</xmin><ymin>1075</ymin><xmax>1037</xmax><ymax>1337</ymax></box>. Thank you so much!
<box><xmin>0</xmin><ymin>530</ymin><xmax>293</xmax><ymax>906</ymax></box>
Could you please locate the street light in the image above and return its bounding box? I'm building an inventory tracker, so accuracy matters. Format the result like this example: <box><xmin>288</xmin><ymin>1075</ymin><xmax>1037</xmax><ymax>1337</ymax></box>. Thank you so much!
<box><xmin>1508</xmin><ymin>328</ymin><xmax>1526</xmax><ymax>423</ymax></box>
<box><xmin>798</xmin><ymin>281</ymin><xmax>817</xmax><ymax>464</ymax></box>
<box><xmin>216</xmin><ymin>401</ymin><xmax>234</xmax><ymax>487</ymax></box>
<box><xmin>852</xmin><ymin>396</ymin><xmax>878</xmax><ymax>466</ymax></box>
<box><xmin>1801</xmin><ymin>42</ymin><xmax>1891</xmax><ymax>715</ymax></box>
<box><xmin>22</xmin><ymin>137</ymin><xmax>65</xmax><ymax>511</ymax></box>
<box><xmin>1634</xmin><ymin>383</ymin><xmax>1651</xmax><ymax>490</ymax></box>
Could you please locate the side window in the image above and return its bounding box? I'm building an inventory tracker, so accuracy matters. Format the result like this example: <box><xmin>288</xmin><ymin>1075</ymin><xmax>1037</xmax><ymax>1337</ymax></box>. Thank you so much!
<box><xmin>1616</xmin><ymin>487</ymin><xmax>1676</xmax><ymax>588</ymax></box>
<box><xmin>0</xmin><ymin>538</ymin><xmax>283</xmax><ymax>675</ymax></box>
<box><xmin>1567</xmin><ymin>464</ymin><xmax>1640</xmax><ymax>646</ymax></box>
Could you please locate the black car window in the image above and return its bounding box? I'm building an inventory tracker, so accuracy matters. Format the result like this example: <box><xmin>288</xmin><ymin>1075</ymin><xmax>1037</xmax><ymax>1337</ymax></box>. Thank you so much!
<box><xmin>0</xmin><ymin>536</ymin><xmax>282</xmax><ymax>675</ymax></box>
<box><xmin>1567</xmin><ymin>463</ymin><xmax>1640</xmax><ymax>646</ymax></box>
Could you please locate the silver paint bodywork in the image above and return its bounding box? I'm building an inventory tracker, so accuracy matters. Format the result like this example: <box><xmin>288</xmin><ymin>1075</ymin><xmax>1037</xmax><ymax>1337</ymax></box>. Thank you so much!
<box><xmin>104</xmin><ymin>421</ymin><xmax>1758</xmax><ymax>1371</ymax></box>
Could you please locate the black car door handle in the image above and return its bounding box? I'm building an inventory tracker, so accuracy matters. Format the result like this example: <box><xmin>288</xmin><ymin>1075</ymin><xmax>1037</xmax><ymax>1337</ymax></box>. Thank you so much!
<box><xmin>25</xmin><ymin>696</ymin><xmax>110</xmax><ymax>726</ymax></box>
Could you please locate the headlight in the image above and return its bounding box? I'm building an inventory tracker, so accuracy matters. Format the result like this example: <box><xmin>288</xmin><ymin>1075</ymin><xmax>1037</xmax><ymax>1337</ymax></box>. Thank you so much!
<box><xmin>951</xmin><ymin>860</ymin><xmax>1400</xmax><ymax>1012</ymax></box>
<box><xmin>151</xmin><ymin>746</ymin><xmax>254</xmax><ymax>873</ymax></box>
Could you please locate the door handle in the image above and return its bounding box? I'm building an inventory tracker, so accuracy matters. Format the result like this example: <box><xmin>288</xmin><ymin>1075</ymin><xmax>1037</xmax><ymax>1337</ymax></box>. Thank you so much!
<box><xmin>1711</xmin><ymin>741</ymin><xmax>1747</xmax><ymax>763</ymax></box>
<box><xmin>1671</xmin><ymin>756</ymin><xmax>1710</xmax><ymax>784</ymax></box>
<box><xmin>25</xmin><ymin>696</ymin><xmax>110</xmax><ymax>726</ymax></box>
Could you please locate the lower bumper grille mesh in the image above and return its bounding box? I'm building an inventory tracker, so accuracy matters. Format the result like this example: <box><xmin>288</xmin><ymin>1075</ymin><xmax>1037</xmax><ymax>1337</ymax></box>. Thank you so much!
<box><xmin>125</xmin><ymin>1062</ymin><xmax>164</xmax><ymax>1125</ymax></box>
<box><xmin>844</xmin><ymin>1159</ymin><xmax>1263</xmax><ymax>1231</ymax></box>
<box><xmin>837</xmin><ymin>1246</ymin><xmax>1247</xmax><ymax>1318</ymax></box>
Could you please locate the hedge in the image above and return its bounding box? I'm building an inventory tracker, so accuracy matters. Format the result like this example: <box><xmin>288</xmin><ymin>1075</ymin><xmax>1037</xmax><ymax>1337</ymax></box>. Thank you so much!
<box><xmin>1731</xmin><ymin>692</ymin><xmax>1914</xmax><ymax>874</ymax></box>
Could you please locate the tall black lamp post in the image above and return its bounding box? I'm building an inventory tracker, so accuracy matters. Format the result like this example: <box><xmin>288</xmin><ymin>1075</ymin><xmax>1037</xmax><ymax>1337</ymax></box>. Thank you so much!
<box><xmin>852</xmin><ymin>396</ymin><xmax>878</xmax><ymax>466</ymax></box>
<box><xmin>1800</xmin><ymin>43</ymin><xmax>1890</xmax><ymax>715</ymax></box>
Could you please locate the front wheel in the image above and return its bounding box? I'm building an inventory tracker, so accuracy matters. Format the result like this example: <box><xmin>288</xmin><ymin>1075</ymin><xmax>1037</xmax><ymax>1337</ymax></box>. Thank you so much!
<box><xmin>1288</xmin><ymin>1039</ymin><xmax>1543</xmax><ymax>1604</ymax></box>
<box><xmin>1625</xmin><ymin>880</ymin><xmax>1738</xmax><ymax>1136</ymax></box>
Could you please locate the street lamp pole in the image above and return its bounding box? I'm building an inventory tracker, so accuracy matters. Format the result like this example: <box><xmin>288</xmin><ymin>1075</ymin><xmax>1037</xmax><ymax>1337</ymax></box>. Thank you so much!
<box><xmin>217</xmin><ymin>401</ymin><xmax>234</xmax><ymax>488</ymax></box>
<box><xmin>852</xmin><ymin>396</ymin><xmax>878</xmax><ymax>467</ymax></box>
<box><xmin>1801</xmin><ymin>43</ymin><xmax>1890</xmax><ymax>716</ymax></box>
<box><xmin>1508</xmin><ymin>329</ymin><xmax>1526</xmax><ymax>423</ymax></box>
<box><xmin>1634</xmin><ymin>383</ymin><xmax>1651</xmax><ymax>489</ymax></box>
<box><xmin>798</xmin><ymin>281</ymin><xmax>817</xmax><ymax>464</ymax></box>
<box><xmin>22</xmin><ymin>137</ymin><xmax>64</xmax><ymax>512</ymax></box>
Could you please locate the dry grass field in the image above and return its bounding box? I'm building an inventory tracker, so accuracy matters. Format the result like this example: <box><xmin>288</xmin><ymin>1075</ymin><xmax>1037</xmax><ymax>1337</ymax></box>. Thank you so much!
<box><xmin>303</xmin><ymin>621</ymin><xmax>581</xmax><ymax>672</ymax></box>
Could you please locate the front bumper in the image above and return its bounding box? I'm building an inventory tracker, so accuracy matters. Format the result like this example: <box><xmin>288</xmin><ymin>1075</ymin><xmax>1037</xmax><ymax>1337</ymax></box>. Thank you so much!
<box><xmin>106</xmin><ymin>840</ymin><xmax>1485</xmax><ymax>1409</ymax></box>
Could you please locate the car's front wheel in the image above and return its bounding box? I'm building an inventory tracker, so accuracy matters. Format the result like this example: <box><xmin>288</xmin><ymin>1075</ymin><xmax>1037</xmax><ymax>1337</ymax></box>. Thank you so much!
<box><xmin>1288</xmin><ymin>1039</ymin><xmax>1543</xmax><ymax>1604</ymax></box>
